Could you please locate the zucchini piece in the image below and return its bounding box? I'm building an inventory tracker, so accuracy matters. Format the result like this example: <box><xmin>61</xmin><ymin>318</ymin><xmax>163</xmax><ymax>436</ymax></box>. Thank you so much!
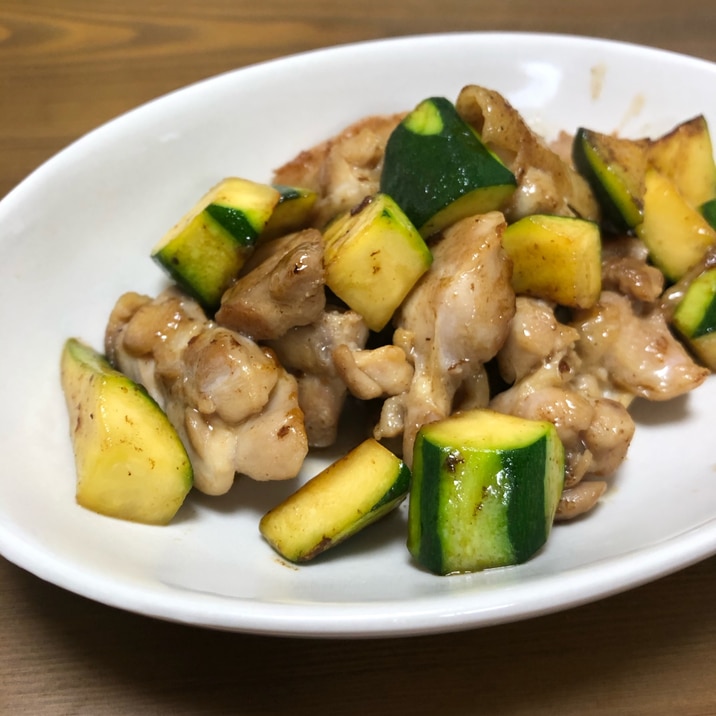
<box><xmin>151</xmin><ymin>178</ymin><xmax>281</xmax><ymax>312</ymax></box>
<box><xmin>702</xmin><ymin>198</ymin><xmax>716</xmax><ymax>229</ymax></box>
<box><xmin>259</xmin><ymin>438</ymin><xmax>410</xmax><ymax>562</ymax></box>
<box><xmin>60</xmin><ymin>338</ymin><xmax>193</xmax><ymax>525</ymax></box>
<box><xmin>501</xmin><ymin>214</ymin><xmax>602</xmax><ymax>308</ymax></box>
<box><xmin>380</xmin><ymin>96</ymin><xmax>516</xmax><ymax>237</ymax></box>
<box><xmin>672</xmin><ymin>267</ymin><xmax>716</xmax><ymax>370</ymax></box>
<box><xmin>636</xmin><ymin>169</ymin><xmax>716</xmax><ymax>282</ymax></box>
<box><xmin>262</xmin><ymin>184</ymin><xmax>318</xmax><ymax>240</ymax></box>
<box><xmin>408</xmin><ymin>409</ymin><xmax>564</xmax><ymax>576</ymax></box>
<box><xmin>322</xmin><ymin>193</ymin><xmax>432</xmax><ymax>332</ymax></box>
<box><xmin>646</xmin><ymin>115</ymin><xmax>716</xmax><ymax>209</ymax></box>
<box><xmin>572</xmin><ymin>127</ymin><xmax>648</xmax><ymax>232</ymax></box>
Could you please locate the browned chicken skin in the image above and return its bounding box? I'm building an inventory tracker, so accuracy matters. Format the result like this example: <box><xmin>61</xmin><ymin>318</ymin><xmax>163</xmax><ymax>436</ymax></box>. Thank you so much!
<box><xmin>455</xmin><ymin>84</ymin><xmax>600</xmax><ymax>222</ymax></box>
<box><xmin>216</xmin><ymin>228</ymin><xmax>326</xmax><ymax>340</ymax></box>
<box><xmin>105</xmin><ymin>288</ymin><xmax>308</xmax><ymax>495</ymax></box>
<box><xmin>273</xmin><ymin>113</ymin><xmax>403</xmax><ymax>228</ymax></box>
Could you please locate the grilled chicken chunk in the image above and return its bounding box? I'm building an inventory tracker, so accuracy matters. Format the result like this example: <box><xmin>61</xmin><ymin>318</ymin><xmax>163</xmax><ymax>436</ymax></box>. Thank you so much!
<box><xmin>105</xmin><ymin>288</ymin><xmax>308</xmax><ymax>495</ymax></box>
<box><xmin>215</xmin><ymin>228</ymin><xmax>326</xmax><ymax>340</ymax></box>
<box><xmin>266</xmin><ymin>306</ymin><xmax>369</xmax><ymax>448</ymax></box>
<box><xmin>376</xmin><ymin>211</ymin><xmax>515</xmax><ymax>463</ymax></box>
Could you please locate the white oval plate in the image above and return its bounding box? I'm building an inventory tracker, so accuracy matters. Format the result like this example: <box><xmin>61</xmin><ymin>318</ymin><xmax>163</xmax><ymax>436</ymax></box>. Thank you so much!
<box><xmin>2</xmin><ymin>32</ymin><xmax>716</xmax><ymax>638</ymax></box>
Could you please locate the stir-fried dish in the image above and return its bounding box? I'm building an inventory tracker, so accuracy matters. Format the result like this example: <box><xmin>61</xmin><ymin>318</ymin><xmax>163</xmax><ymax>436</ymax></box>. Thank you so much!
<box><xmin>60</xmin><ymin>83</ymin><xmax>716</xmax><ymax>575</ymax></box>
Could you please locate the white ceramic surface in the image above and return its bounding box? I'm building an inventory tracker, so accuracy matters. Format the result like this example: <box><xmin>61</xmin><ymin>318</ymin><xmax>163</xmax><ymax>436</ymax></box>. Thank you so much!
<box><xmin>1</xmin><ymin>32</ymin><xmax>715</xmax><ymax>638</ymax></box>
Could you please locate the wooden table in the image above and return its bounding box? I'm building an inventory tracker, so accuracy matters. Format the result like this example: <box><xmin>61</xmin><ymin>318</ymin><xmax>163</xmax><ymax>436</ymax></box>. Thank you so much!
<box><xmin>2</xmin><ymin>1</ymin><xmax>716</xmax><ymax>713</ymax></box>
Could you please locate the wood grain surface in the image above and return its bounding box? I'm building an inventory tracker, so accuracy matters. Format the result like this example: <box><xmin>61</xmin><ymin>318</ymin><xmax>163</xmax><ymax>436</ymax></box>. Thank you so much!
<box><xmin>2</xmin><ymin>1</ymin><xmax>716</xmax><ymax>713</ymax></box>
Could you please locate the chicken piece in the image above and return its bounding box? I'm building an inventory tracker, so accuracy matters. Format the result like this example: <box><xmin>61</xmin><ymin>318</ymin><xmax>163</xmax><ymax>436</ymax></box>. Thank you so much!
<box><xmin>105</xmin><ymin>288</ymin><xmax>308</xmax><ymax>495</ymax></box>
<box><xmin>106</xmin><ymin>289</ymin><xmax>205</xmax><ymax>389</ymax></box>
<box><xmin>272</xmin><ymin>113</ymin><xmax>403</xmax><ymax>227</ymax></box>
<box><xmin>491</xmin><ymin>297</ymin><xmax>635</xmax><ymax>494</ymax></box>
<box><xmin>492</xmin><ymin>368</ymin><xmax>636</xmax><ymax>491</ymax></box>
<box><xmin>601</xmin><ymin>236</ymin><xmax>665</xmax><ymax>303</ymax></box>
<box><xmin>455</xmin><ymin>84</ymin><xmax>600</xmax><ymax>222</ymax></box>
<box><xmin>491</xmin><ymin>284</ymin><xmax>699</xmax><ymax>519</ymax></box>
<box><xmin>582</xmin><ymin>397</ymin><xmax>635</xmax><ymax>477</ymax></box>
<box><xmin>333</xmin><ymin>344</ymin><xmax>413</xmax><ymax>401</ymax></box>
<box><xmin>573</xmin><ymin>291</ymin><xmax>709</xmax><ymax>401</ymax></box>
<box><xmin>229</xmin><ymin>368</ymin><xmax>306</xmax><ymax>482</ymax></box>
<box><xmin>215</xmin><ymin>229</ymin><xmax>326</xmax><ymax>340</ymax></box>
<box><xmin>389</xmin><ymin>212</ymin><xmax>515</xmax><ymax>462</ymax></box>
<box><xmin>497</xmin><ymin>296</ymin><xmax>580</xmax><ymax>385</ymax></box>
<box><xmin>452</xmin><ymin>363</ymin><xmax>492</xmax><ymax>412</ymax></box>
<box><xmin>555</xmin><ymin>481</ymin><xmax>608</xmax><ymax>520</ymax></box>
<box><xmin>501</xmin><ymin>384</ymin><xmax>595</xmax><ymax>448</ymax></box>
<box><xmin>373</xmin><ymin>394</ymin><xmax>408</xmax><ymax>440</ymax></box>
<box><xmin>177</xmin><ymin>366</ymin><xmax>306</xmax><ymax>492</ymax></box>
<box><xmin>490</xmin><ymin>362</ymin><xmax>597</xmax><ymax>488</ymax></box>
<box><xmin>266</xmin><ymin>306</ymin><xmax>369</xmax><ymax>447</ymax></box>
<box><xmin>180</xmin><ymin>327</ymin><xmax>279</xmax><ymax>424</ymax></box>
<box><xmin>549</xmin><ymin>130</ymin><xmax>575</xmax><ymax>164</ymax></box>
<box><xmin>105</xmin><ymin>291</ymin><xmax>153</xmax><ymax>364</ymax></box>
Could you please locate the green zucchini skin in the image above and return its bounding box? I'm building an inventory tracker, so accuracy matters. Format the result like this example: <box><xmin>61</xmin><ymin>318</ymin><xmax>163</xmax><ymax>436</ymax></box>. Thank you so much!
<box><xmin>151</xmin><ymin>178</ymin><xmax>280</xmax><ymax>312</ymax></box>
<box><xmin>60</xmin><ymin>338</ymin><xmax>193</xmax><ymax>526</ymax></box>
<box><xmin>408</xmin><ymin>409</ymin><xmax>564</xmax><ymax>576</ymax></box>
<box><xmin>152</xmin><ymin>209</ymin><xmax>251</xmax><ymax>312</ymax></box>
<box><xmin>380</xmin><ymin>97</ymin><xmax>516</xmax><ymax>237</ymax></box>
<box><xmin>572</xmin><ymin>127</ymin><xmax>646</xmax><ymax>233</ymax></box>
<box><xmin>702</xmin><ymin>198</ymin><xmax>716</xmax><ymax>230</ymax></box>
<box><xmin>673</xmin><ymin>267</ymin><xmax>716</xmax><ymax>369</ymax></box>
<box><xmin>204</xmin><ymin>204</ymin><xmax>259</xmax><ymax>244</ymax></box>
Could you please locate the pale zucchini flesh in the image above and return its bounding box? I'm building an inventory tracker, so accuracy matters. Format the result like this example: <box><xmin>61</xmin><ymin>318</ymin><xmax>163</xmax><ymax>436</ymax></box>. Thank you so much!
<box><xmin>573</xmin><ymin>117</ymin><xmax>716</xmax><ymax>235</ymax></box>
<box><xmin>60</xmin><ymin>338</ymin><xmax>193</xmax><ymax>525</ymax></box>
<box><xmin>646</xmin><ymin>115</ymin><xmax>716</xmax><ymax>209</ymax></box>
<box><xmin>262</xmin><ymin>184</ymin><xmax>317</xmax><ymax>240</ymax></box>
<box><xmin>151</xmin><ymin>177</ymin><xmax>281</xmax><ymax>311</ymax></box>
<box><xmin>322</xmin><ymin>193</ymin><xmax>432</xmax><ymax>332</ymax></box>
<box><xmin>636</xmin><ymin>169</ymin><xmax>716</xmax><ymax>282</ymax></box>
<box><xmin>501</xmin><ymin>214</ymin><xmax>602</xmax><ymax>308</ymax></box>
<box><xmin>259</xmin><ymin>438</ymin><xmax>410</xmax><ymax>562</ymax></box>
